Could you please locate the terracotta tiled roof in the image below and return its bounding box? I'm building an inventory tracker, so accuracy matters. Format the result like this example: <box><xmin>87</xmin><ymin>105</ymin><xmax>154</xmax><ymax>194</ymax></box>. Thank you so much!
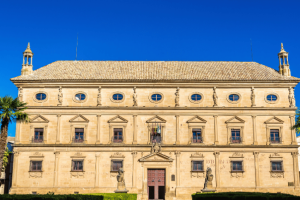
<box><xmin>11</xmin><ymin>61</ymin><xmax>300</xmax><ymax>82</ymax></box>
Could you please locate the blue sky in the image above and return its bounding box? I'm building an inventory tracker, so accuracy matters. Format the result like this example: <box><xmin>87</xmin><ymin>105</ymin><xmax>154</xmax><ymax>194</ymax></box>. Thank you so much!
<box><xmin>1</xmin><ymin>0</ymin><xmax>300</xmax><ymax>136</ymax></box>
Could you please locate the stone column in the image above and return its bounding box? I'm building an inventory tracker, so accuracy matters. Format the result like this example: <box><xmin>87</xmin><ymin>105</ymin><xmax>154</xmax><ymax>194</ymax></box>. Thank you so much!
<box><xmin>132</xmin><ymin>151</ymin><xmax>137</xmax><ymax>188</ymax></box>
<box><xmin>53</xmin><ymin>151</ymin><xmax>60</xmax><ymax>187</ymax></box>
<box><xmin>175</xmin><ymin>151</ymin><xmax>181</xmax><ymax>187</ymax></box>
<box><xmin>253</xmin><ymin>151</ymin><xmax>260</xmax><ymax>188</ymax></box>
<box><xmin>133</xmin><ymin>115</ymin><xmax>137</xmax><ymax>144</ymax></box>
<box><xmin>56</xmin><ymin>115</ymin><xmax>61</xmax><ymax>144</ymax></box>
<box><xmin>96</xmin><ymin>115</ymin><xmax>101</xmax><ymax>144</ymax></box>
<box><xmin>175</xmin><ymin>115</ymin><xmax>180</xmax><ymax>144</ymax></box>
<box><xmin>12</xmin><ymin>151</ymin><xmax>19</xmax><ymax>187</ymax></box>
<box><xmin>214</xmin><ymin>151</ymin><xmax>220</xmax><ymax>188</ymax></box>
<box><xmin>214</xmin><ymin>116</ymin><xmax>219</xmax><ymax>144</ymax></box>
<box><xmin>15</xmin><ymin>121</ymin><xmax>21</xmax><ymax>143</ymax></box>
<box><xmin>95</xmin><ymin>153</ymin><xmax>100</xmax><ymax>187</ymax></box>
<box><xmin>292</xmin><ymin>152</ymin><xmax>299</xmax><ymax>188</ymax></box>
<box><xmin>290</xmin><ymin>116</ymin><xmax>297</xmax><ymax>145</ymax></box>
<box><xmin>252</xmin><ymin>116</ymin><xmax>257</xmax><ymax>145</ymax></box>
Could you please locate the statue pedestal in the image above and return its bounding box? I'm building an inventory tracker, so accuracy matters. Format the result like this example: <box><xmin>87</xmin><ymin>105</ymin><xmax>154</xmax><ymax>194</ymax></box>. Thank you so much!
<box><xmin>200</xmin><ymin>189</ymin><xmax>216</xmax><ymax>193</ymax></box>
<box><xmin>114</xmin><ymin>182</ymin><xmax>128</xmax><ymax>193</ymax></box>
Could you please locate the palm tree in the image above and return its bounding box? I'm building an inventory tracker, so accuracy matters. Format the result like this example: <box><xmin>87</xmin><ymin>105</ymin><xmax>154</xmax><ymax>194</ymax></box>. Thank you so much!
<box><xmin>0</xmin><ymin>96</ymin><xmax>28</xmax><ymax>171</ymax></box>
<box><xmin>292</xmin><ymin>109</ymin><xmax>300</xmax><ymax>137</ymax></box>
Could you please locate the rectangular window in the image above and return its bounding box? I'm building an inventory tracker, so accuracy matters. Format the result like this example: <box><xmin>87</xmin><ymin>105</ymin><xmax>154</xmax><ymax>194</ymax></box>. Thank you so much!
<box><xmin>151</xmin><ymin>125</ymin><xmax>162</xmax><ymax>143</ymax></box>
<box><xmin>271</xmin><ymin>161</ymin><xmax>283</xmax><ymax>171</ymax></box>
<box><xmin>72</xmin><ymin>160</ymin><xmax>83</xmax><ymax>171</ymax></box>
<box><xmin>231</xmin><ymin>129</ymin><xmax>241</xmax><ymax>143</ymax></box>
<box><xmin>192</xmin><ymin>129</ymin><xmax>202</xmax><ymax>143</ymax></box>
<box><xmin>270</xmin><ymin>129</ymin><xmax>280</xmax><ymax>143</ymax></box>
<box><xmin>231</xmin><ymin>161</ymin><xmax>243</xmax><ymax>171</ymax></box>
<box><xmin>34</xmin><ymin>128</ymin><xmax>44</xmax><ymax>143</ymax></box>
<box><xmin>192</xmin><ymin>161</ymin><xmax>204</xmax><ymax>171</ymax></box>
<box><xmin>113</xmin><ymin>128</ymin><xmax>123</xmax><ymax>143</ymax></box>
<box><xmin>30</xmin><ymin>161</ymin><xmax>42</xmax><ymax>171</ymax></box>
<box><xmin>74</xmin><ymin>128</ymin><xmax>84</xmax><ymax>143</ymax></box>
<box><xmin>112</xmin><ymin>160</ymin><xmax>123</xmax><ymax>171</ymax></box>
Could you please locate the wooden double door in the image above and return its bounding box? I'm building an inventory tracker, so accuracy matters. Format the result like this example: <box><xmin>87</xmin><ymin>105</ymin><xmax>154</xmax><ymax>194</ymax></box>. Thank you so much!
<box><xmin>147</xmin><ymin>169</ymin><xmax>165</xmax><ymax>200</ymax></box>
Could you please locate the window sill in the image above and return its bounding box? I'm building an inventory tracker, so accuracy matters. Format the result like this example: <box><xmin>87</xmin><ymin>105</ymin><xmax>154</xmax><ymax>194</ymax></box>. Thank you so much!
<box><xmin>29</xmin><ymin>170</ymin><xmax>43</xmax><ymax>172</ymax></box>
<box><xmin>190</xmin><ymin>170</ymin><xmax>205</xmax><ymax>172</ymax></box>
<box><xmin>70</xmin><ymin>171</ymin><xmax>85</xmax><ymax>172</ymax></box>
<box><xmin>190</xmin><ymin>143</ymin><xmax>205</xmax><ymax>145</ymax></box>
<box><xmin>230</xmin><ymin>170</ymin><xmax>244</xmax><ymax>173</ymax></box>
<box><xmin>270</xmin><ymin>171</ymin><xmax>284</xmax><ymax>178</ymax></box>
<box><xmin>29</xmin><ymin>171</ymin><xmax>43</xmax><ymax>178</ymax></box>
<box><xmin>229</xmin><ymin>143</ymin><xmax>243</xmax><ymax>145</ymax></box>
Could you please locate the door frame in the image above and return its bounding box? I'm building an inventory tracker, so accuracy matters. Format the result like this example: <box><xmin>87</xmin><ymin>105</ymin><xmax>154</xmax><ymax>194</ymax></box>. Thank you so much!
<box><xmin>141</xmin><ymin>162</ymin><xmax>171</xmax><ymax>200</ymax></box>
<box><xmin>147</xmin><ymin>168</ymin><xmax>166</xmax><ymax>200</ymax></box>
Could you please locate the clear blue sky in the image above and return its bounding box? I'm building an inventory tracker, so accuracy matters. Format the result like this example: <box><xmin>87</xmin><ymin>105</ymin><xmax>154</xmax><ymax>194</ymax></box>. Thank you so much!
<box><xmin>1</xmin><ymin>0</ymin><xmax>300</xmax><ymax>136</ymax></box>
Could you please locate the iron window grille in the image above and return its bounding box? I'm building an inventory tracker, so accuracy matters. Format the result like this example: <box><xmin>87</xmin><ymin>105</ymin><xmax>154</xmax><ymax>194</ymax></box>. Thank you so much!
<box><xmin>231</xmin><ymin>129</ymin><xmax>242</xmax><ymax>143</ymax></box>
<box><xmin>30</xmin><ymin>161</ymin><xmax>42</xmax><ymax>171</ymax></box>
<box><xmin>33</xmin><ymin>128</ymin><xmax>44</xmax><ymax>143</ymax></box>
<box><xmin>271</xmin><ymin>161</ymin><xmax>283</xmax><ymax>171</ymax></box>
<box><xmin>270</xmin><ymin>129</ymin><xmax>281</xmax><ymax>143</ymax></box>
<box><xmin>231</xmin><ymin>161</ymin><xmax>243</xmax><ymax>171</ymax></box>
<box><xmin>113</xmin><ymin>128</ymin><xmax>123</xmax><ymax>143</ymax></box>
<box><xmin>73</xmin><ymin>128</ymin><xmax>84</xmax><ymax>143</ymax></box>
<box><xmin>72</xmin><ymin>160</ymin><xmax>83</xmax><ymax>171</ymax></box>
<box><xmin>192</xmin><ymin>128</ymin><xmax>202</xmax><ymax>143</ymax></box>
<box><xmin>192</xmin><ymin>161</ymin><xmax>204</xmax><ymax>171</ymax></box>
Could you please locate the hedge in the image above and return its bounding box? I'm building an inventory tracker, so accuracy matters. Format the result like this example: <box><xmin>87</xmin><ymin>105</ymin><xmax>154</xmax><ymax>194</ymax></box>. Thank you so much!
<box><xmin>0</xmin><ymin>193</ymin><xmax>137</xmax><ymax>200</ymax></box>
<box><xmin>192</xmin><ymin>192</ymin><xmax>299</xmax><ymax>200</ymax></box>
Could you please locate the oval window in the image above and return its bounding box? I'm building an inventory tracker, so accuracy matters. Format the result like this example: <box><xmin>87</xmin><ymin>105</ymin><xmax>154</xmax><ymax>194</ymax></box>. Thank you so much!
<box><xmin>151</xmin><ymin>94</ymin><xmax>162</xmax><ymax>101</ymax></box>
<box><xmin>75</xmin><ymin>93</ymin><xmax>86</xmax><ymax>101</ymax></box>
<box><xmin>229</xmin><ymin>94</ymin><xmax>239</xmax><ymax>101</ymax></box>
<box><xmin>267</xmin><ymin>95</ymin><xmax>277</xmax><ymax>102</ymax></box>
<box><xmin>191</xmin><ymin>94</ymin><xmax>202</xmax><ymax>101</ymax></box>
<box><xmin>36</xmin><ymin>93</ymin><xmax>47</xmax><ymax>101</ymax></box>
<box><xmin>113</xmin><ymin>93</ymin><xmax>123</xmax><ymax>101</ymax></box>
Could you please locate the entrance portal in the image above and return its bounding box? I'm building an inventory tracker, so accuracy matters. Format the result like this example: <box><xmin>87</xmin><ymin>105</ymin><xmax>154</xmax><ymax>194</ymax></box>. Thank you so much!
<box><xmin>147</xmin><ymin>169</ymin><xmax>165</xmax><ymax>200</ymax></box>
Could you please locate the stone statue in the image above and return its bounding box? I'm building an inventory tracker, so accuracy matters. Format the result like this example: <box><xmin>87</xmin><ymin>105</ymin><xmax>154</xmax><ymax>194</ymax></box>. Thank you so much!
<box><xmin>133</xmin><ymin>87</ymin><xmax>137</xmax><ymax>107</ymax></box>
<box><xmin>97</xmin><ymin>86</ymin><xmax>102</xmax><ymax>106</ymax></box>
<box><xmin>289</xmin><ymin>87</ymin><xmax>296</xmax><ymax>108</ymax></box>
<box><xmin>213</xmin><ymin>87</ymin><xmax>218</xmax><ymax>107</ymax></box>
<box><xmin>115</xmin><ymin>168</ymin><xmax>128</xmax><ymax>193</ymax></box>
<box><xmin>58</xmin><ymin>86</ymin><xmax>63</xmax><ymax>106</ymax></box>
<box><xmin>18</xmin><ymin>87</ymin><xmax>23</xmax><ymax>102</ymax></box>
<box><xmin>203</xmin><ymin>167</ymin><xmax>214</xmax><ymax>190</ymax></box>
<box><xmin>151</xmin><ymin>142</ymin><xmax>161</xmax><ymax>154</ymax></box>
<box><xmin>251</xmin><ymin>87</ymin><xmax>256</xmax><ymax>107</ymax></box>
<box><xmin>175</xmin><ymin>87</ymin><xmax>180</xmax><ymax>107</ymax></box>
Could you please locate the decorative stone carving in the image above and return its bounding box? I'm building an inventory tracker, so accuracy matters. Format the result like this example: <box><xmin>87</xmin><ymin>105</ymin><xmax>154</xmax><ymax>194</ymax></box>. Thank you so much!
<box><xmin>30</xmin><ymin>115</ymin><xmax>50</xmax><ymax>123</ymax></box>
<box><xmin>58</xmin><ymin>86</ymin><xmax>63</xmax><ymax>106</ymax></box>
<box><xmin>213</xmin><ymin>87</ymin><xmax>218</xmax><ymax>107</ymax></box>
<box><xmin>190</xmin><ymin>152</ymin><xmax>204</xmax><ymax>158</ymax></box>
<box><xmin>175</xmin><ymin>87</ymin><xmax>180</xmax><ymax>107</ymax></box>
<box><xmin>251</xmin><ymin>87</ymin><xmax>256</xmax><ymax>107</ymax></box>
<box><xmin>151</xmin><ymin>142</ymin><xmax>161</xmax><ymax>154</ymax></box>
<box><xmin>110</xmin><ymin>152</ymin><xmax>125</xmax><ymax>158</ymax></box>
<box><xmin>114</xmin><ymin>168</ymin><xmax>128</xmax><ymax>193</ymax></box>
<box><xmin>270</xmin><ymin>172</ymin><xmax>284</xmax><ymax>178</ymax></box>
<box><xmin>289</xmin><ymin>87</ymin><xmax>296</xmax><ymax>108</ymax></box>
<box><xmin>202</xmin><ymin>167</ymin><xmax>215</xmax><ymax>192</ymax></box>
<box><xmin>133</xmin><ymin>87</ymin><xmax>137</xmax><ymax>107</ymax></box>
<box><xmin>230</xmin><ymin>152</ymin><xmax>244</xmax><ymax>158</ymax></box>
<box><xmin>231</xmin><ymin>172</ymin><xmax>243</xmax><ymax>178</ymax></box>
<box><xmin>70</xmin><ymin>172</ymin><xmax>85</xmax><ymax>179</ymax></box>
<box><xmin>97</xmin><ymin>86</ymin><xmax>102</xmax><ymax>106</ymax></box>
<box><xmin>18</xmin><ymin>87</ymin><xmax>23</xmax><ymax>102</ymax></box>
<box><xmin>191</xmin><ymin>171</ymin><xmax>205</xmax><ymax>178</ymax></box>
<box><xmin>29</xmin><ymin>172</ymin><xmax>42</xmax><ymax>178</ymax></box>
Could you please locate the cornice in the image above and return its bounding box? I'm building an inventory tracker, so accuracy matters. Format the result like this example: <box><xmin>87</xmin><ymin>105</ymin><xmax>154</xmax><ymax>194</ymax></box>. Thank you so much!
<box><xmin>24</xmin><ymin>106</ymin><xmax>297</xmax><ymax>111</ymax></box>
<box><xmin>13</xmin><ymin>144</ymin><xmax>299</xmax><ymax>148</ymax></box>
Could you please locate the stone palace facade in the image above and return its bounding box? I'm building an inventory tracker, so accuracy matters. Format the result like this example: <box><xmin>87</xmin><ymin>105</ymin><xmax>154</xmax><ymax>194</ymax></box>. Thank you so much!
<box><xmin>9</xmin><ymin>43</ymin><xmax>300</xmax><ymax>199</ymax></box>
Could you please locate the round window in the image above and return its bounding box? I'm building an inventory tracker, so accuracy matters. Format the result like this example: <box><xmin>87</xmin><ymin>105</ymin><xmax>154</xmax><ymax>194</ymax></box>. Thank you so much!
<box><xmin>113</xmin><ymin>93</ymin><xmax>123</xmax><ymax>101</ymax></box>
<box><xmin>36</xmin><ymin>93</ymin><xmax>47</xmax><ymax>101</ymax></box>
<box><xmin>229</xmin><ymin>94</ymin><xmax>239</xmax><ymax>101</ymax></box>
<box><xmin>267</xmin><ymin>95</ymin><xmax>277</xmax><ymax>102</ymax></box>
<box><xmin>151</xmin><ymin>94</ymin><xmax>162</xmax><ymax>101</ymax></box>
<box><xmin>191</xmin><ymin>94</ymin><xmax>202</xmax><ymax>101</ymax></box>
<box><xmin>75</xmin><ymin>93</ymin><xmax>86</xmax><ymax>101</ymax></box>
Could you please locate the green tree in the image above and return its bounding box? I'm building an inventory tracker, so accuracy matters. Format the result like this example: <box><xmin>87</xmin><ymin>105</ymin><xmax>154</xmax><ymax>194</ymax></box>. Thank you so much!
<box><xmin>0</xmin><ymin>96</ymin><xmax>28</xmax><ymax>171</ymax></box>
<box><xmin>292</xmin><ymin>109</ymin><xmax>300</xmax><ymax>136</ymax></box>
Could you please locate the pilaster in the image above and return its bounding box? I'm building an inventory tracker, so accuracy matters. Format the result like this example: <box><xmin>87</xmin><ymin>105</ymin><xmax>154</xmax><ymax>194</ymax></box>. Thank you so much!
<box><xmin>175</xmin><ymin>151</ymin><xmax>181</xmax><ymax>188</ymax></box>
<box><xmin>53</xmin><ymin>151</ymin><xmax>60</xmax><ymax>187</ymax></box>
<box><xmin>252</xmin><ymin>115</ymin><xmax>258</xmax><ymax>145</ymax></box>
<box><xmin>214</xmin><ymin>151</ymin><xmax>220</xmax><ymax>188</ymax></box>
<box><xmin>95</xmin><ymin>153</ymin><xmax>101</xmax><ymax>187</ymax></box>
<box><xmin>290</xmin><ymin>115</ymin><xmax>297</xmax><ymax>145</ymax></box>
<box><xmin>15</xmin><ymin>121</ymin><xmax>21</xmax><ymax>143</ymax></box>
<box><xmin>56</xmin><ymin>115</ymin><xmax>61</xmax><ymax>144</ymax></box>
<box><xmin>253</xmin><ymin>151</ymin><xmax>260</xmax><ymax>188</ymax></box>
<box><xmin>96</xmin><ymin>115</ymin><xmax>101</xmax><ymax>144</ymax></box>
<box><xmin>175</xmin><ymin>115</ymin><xmax>180</xmax><ymax>144</ymax></box>
<box><xmin>12</xmin><ymin>151</ymin><xmax>19</xmax><ymax>187</ymax></box>
<box><xmin>133</xmin><ymin>115</ymin><xmax>137</xmax><ymax>144</ymax></box>
<box><xmin>292</xmin><ymin>152</ymin><xmax>299</xmax><ymax>188</ymax></box>
<box><xmin>131</xmin><ymin>151</ymin><xmax>137</xmax><ymax>188</ymax></box>
<box><xmin>214</xmin><ymin>116</ymin><xmax>219</xmax><ymax>144</ymax></box>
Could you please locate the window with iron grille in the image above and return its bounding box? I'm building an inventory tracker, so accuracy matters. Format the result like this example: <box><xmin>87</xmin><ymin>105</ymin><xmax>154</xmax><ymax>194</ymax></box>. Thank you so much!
<box><xmin>72</xmin><ymin>160</ymin><xmax>83</xmax><ymax>171</ymax></box>
<box><xmin>113</xmin><ymin>128</ymin><xmax>123</xmax><ymax>143</ymax></box>
<box><xmin>270</xmin><ymin>129</ymin><xmax>280</xmax><ymax>143</ymax></box>
<box><xmin>74</xmin><ymin>128</ymin><xmax>84</xmax><ymax>143</ymax></box>
<box><xmin>150</xmin><ymin>125</ymin><xmax>162</xmax><ymax>143</ymax></box>
<box><xmin>30</xmin><ymin>161</ymin><xmax>42</xmax><ymax>171</ymax></box>
<box><xmin>34</xmin><ymin>128</ymin><xmax>44</xmax><ymax>143</ymax></box>
<box><xmin>271</xmin><ymin>161</ymin><xmax>283</xmax><ymax>171</ymax></box>
<box><xmin>231</xmin><ymin>129</ymin><xmax>241</xmax><ymax>143</ymax></box>
<box><xmin>231</xmin><ymin>161</ymin><xmax>243</xmax><ymax>171</ymax></box>
<box><xmin>192</xmin><ymin>161</ymin><xmax>204</xmax><ymax>171</ymax></box>
<box><xmin>192</xmin><ymin>128</ymin><xmax>202</xmax><ymax>143</ymax></box>
<box><xmin>111</xmin><ymin>160</ymin><xmax>123</xmax><ymax>171</ymax></box>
